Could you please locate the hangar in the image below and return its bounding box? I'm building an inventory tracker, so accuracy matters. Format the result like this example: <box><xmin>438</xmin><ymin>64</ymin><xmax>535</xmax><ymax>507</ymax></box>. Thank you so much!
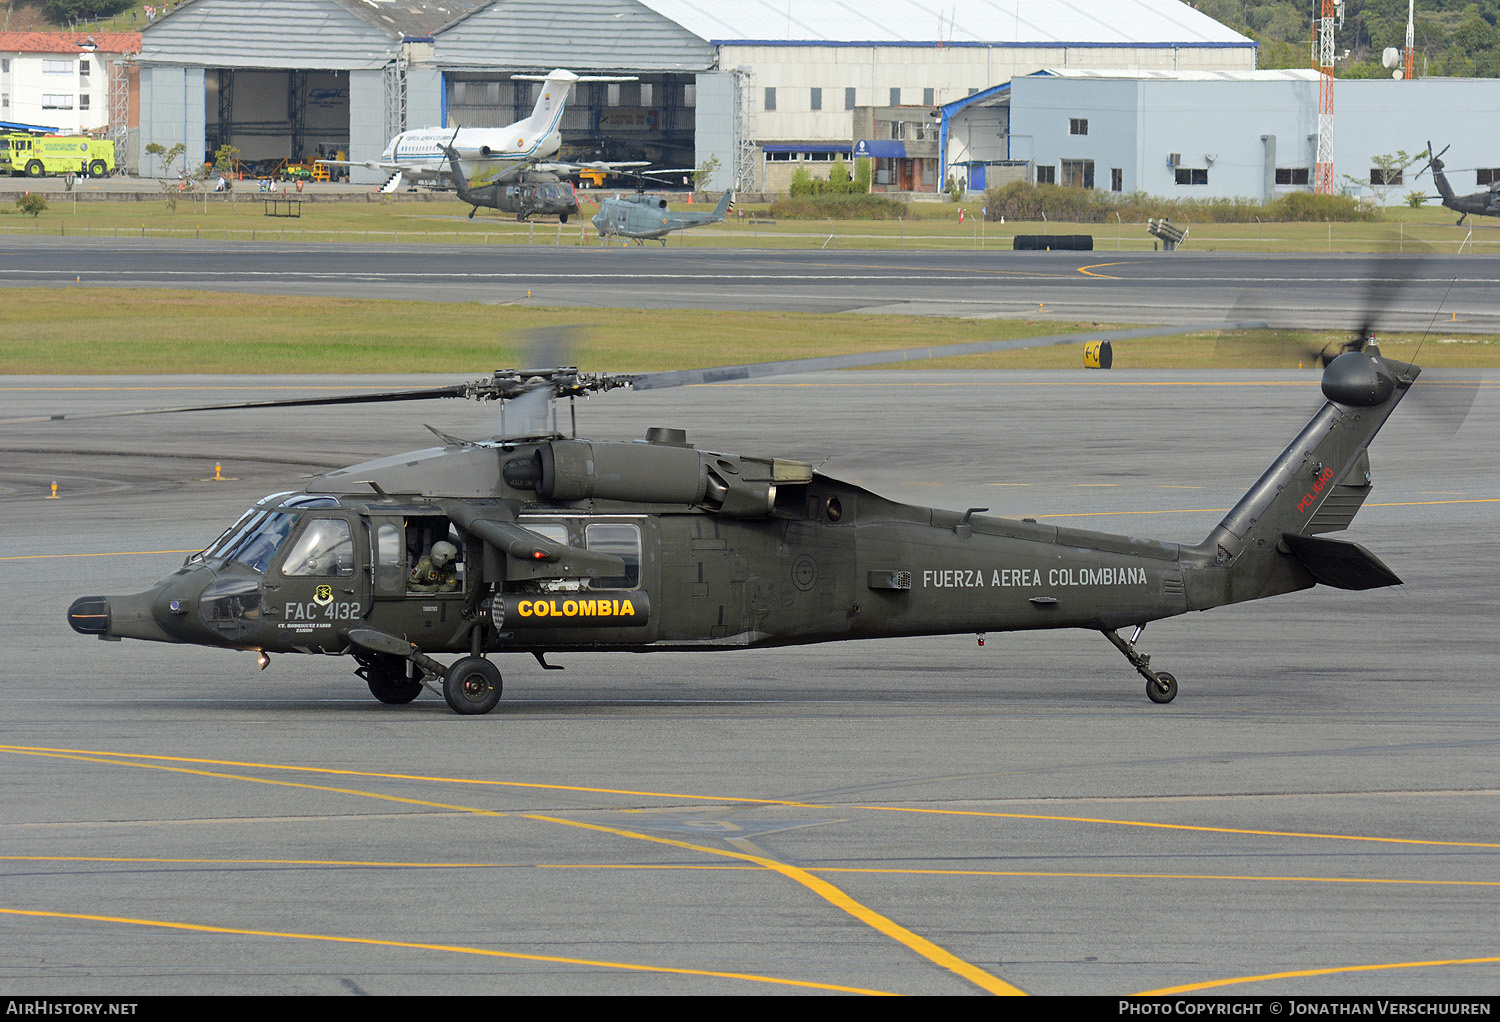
<box><xmin>1002</xmin><ymin>69</ymin><xmax>1500</xmax><ymax>203</ymax></box>
<box><xmin>135</xmin><ymin>0</ymin><xmax>1255</xmax><ymax>191</ymax></box>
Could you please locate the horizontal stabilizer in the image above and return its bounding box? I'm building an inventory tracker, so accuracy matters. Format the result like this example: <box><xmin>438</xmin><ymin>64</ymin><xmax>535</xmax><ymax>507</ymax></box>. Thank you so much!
<box><xmin>1283</xmin><ymin>533</ymin><xmax>1402</xmax><ymax>590</ymax></box>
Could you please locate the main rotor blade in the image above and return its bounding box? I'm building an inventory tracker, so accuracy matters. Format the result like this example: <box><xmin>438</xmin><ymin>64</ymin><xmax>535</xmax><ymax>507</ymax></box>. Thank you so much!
<box><xmin>624</xmin><ymin>322</ymin><xmax>1268</xmax><ymax>391</ymax></box>
<box><xmin>1</xmin><ymin>384</ymin><xmax>470</xmax><ymax>426</ymax></box>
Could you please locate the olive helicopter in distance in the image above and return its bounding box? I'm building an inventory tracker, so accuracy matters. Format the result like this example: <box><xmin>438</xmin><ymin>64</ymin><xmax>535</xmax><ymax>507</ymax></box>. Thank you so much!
<box><xmin>440</xmin><ymin>142</ymin><xmax>648</xmax><ymax>223</ymax></box>
<box><xmin>1419</xmin><ymin>141</ymin><xmax>1500</xmax><ymax>225</ymax></box>
<box><xmin>48</xmin><ymin>317</ymin><xmax>1427</xmax><ymax>716</ymax></box>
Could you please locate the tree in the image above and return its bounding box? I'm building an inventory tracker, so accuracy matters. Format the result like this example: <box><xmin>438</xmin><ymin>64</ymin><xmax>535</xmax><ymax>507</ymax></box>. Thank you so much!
<box><xmin>144</xmin><ymin>141</ymin><xmax>187</xmax><ymax>211</ymax></box>
<box><xmin>1344</xmin><ymin>149</ymin><xmax>1422</xmax><ymax>206</ymax></box>
<box><xmin>692</xmin><ymin>154</ymin><xmax>721</xmax><ymax>189</ymax></box>
<box><xmin>44</xmin><ymin>0</ymin><xmax>133</xmax><ymax>23</ymax></box>
<box><xmin>15</xmin><ymin>193</ymin><xmax>47</xmax><ymax>218</ymax></box>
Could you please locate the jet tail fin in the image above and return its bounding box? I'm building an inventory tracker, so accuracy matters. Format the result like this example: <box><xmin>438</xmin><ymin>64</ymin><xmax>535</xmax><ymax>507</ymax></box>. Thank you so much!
<box><xmin>712</xmin><ymin>190</ymin><xmax>734</xmax><ymax>220</ymax></box>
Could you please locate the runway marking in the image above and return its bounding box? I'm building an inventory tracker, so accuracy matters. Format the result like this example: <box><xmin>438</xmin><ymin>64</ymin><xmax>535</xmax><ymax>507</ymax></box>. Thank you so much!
<box><xmin>0</xmin><ymin>549</ymin><xmax>196</xmax><ymax>561</ymax></box>
<box><xmin>0</xmin><ymin>744</ymin><xmax>1019</xmax><ymax>997</ymax></box>
<box><xmin>855</xmin><ymin>804</ymin><xmax>1500</xmax><ymax>849</ymax></box>
<box><xmin>0</xmin><ymin>907</ymin><xmax>889</xmax><ymax>995</ymax></box>
<box><xmin>11</xmin><ymin>855</ymin><xmax>1500</xmax><ymax>890</ymax></box>
<box><xmin>1136</xmin><ymin>956</ymin><xmax>1500</xmax><ymax>995</ymax></box>
<box><xmin>521</xmin><ymin>813</ymin><xmax>1025</xmax><ymax>997</ymax></box>
<box><xmin>4</xmin><ymin>745</ymin><xmax>1496</xmax><ymax>852</ymax></box>
<box><xmin>1076</xmin><ymin>262</ymin><xmax>1126</xmax><ymax>279</ymax></box>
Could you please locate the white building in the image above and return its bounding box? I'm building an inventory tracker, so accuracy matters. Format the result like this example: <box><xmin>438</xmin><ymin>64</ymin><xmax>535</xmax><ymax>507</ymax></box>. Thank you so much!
<box><xmin>1001</xmin><ymin>69</ymin><xmax>1500</xmax><ymax>203</ymax></box>
<box><xmin>0</xmin><ymin>32</ymin><xmax>139</xmax><ymax>136</ymax></box>
<box><xmin>135</xmin><ymin>0</ymin><xmax>1257</xmax><ymax>190</ymax></box>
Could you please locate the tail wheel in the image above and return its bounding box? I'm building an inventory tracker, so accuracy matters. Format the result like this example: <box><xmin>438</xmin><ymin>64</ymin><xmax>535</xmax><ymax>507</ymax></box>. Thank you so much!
<box><xmin>88</xmin><ymin>160</ymin><xmax>107</xmax><ymax>178</ymax></box>
<box><xmin>442</xmin><ymin>656</ymin><xmax>502</xmax><ymax>715</ymax></box>
<box><xmin>1146</xmin><ymin>672</ymin><xmax>1178</xmax><ymax>704</ymax></box>
<box><xmin>25</xmin><ymin>161</ymin><xmax>44</xmax><ymax>177</ymax></box>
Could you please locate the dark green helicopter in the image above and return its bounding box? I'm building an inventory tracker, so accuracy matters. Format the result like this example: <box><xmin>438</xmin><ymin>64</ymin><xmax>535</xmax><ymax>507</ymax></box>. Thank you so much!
<box><xmin>60</xmin><ymin>324</ymin><xmax>1416</xmax><ymax>715</ymax></box>
<box><xmin>1419</xmin><ymin>141</ymin><xmax>1500</xmax><ymax>225</ymax></box>
<box><xmin>440</xmin><ymin>142</ymin><xmax>647</xmax><ymax>223</ymax></box>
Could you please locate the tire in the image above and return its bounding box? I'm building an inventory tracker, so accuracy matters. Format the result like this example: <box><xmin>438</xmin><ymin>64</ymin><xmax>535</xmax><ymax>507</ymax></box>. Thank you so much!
<box><xmin>443</xmin><ymin>656</ymin><xmax>502</xmax><ymax>715</ymax></box>
<box><xmin>365</xmin><ymin>663</ymin><xmax>422</xmax><ymax>705</ymax></box>
<box><xmin>559</xmin><ymin>213</ymin><xmax>569</xmax><ymax>224</ymax></box>
<box><xmin>89</xmin><ymin>160</ymin><xmax>107</xmax><ymax>178</ymax></box>
<box><xmin>25</xmin><ymin>161</ymin><xmax>44</xmax><ymax>178</ymax></box>
<box><xmin>1146</xmin><ymin>671</ymin><xmax>1178</xmax><ymax>704</ymax></box>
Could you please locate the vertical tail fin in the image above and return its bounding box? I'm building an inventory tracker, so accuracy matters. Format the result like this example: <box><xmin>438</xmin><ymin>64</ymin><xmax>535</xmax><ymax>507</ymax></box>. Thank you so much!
<box><xmin>514</xmin><ymin>69</ymin><xmax>581</xmax><ymax>140</ymax></box>
<box><xmin>1184</xmin><ymin>347</ymin><xmax>1418</xmax><ymax>609</ymax></box>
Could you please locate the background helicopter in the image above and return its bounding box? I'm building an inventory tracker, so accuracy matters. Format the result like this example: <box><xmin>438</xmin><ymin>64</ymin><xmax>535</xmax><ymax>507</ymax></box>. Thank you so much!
<box><xmin>53</xmin><ymin>317</ymin><xmax>1427</xmax><ymax>716</ymax></box>
<box><xmin>1418</xmin><ymin>140</ymin><xmax>1500</xmax><ymax>225</ymax></box>
<box><xmin>441</xmin><ymin>142</ymin><xmax>647</xmax><ymax>223</ymax></box>
<box><xmin>590</xmin><ymin>169</ymin><xmax>734</xmax><ymax>244</ymax></box>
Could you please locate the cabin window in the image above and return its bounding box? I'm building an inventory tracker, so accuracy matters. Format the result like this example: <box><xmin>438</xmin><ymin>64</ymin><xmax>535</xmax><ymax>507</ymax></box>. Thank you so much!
<box><xmin>520</xmin><ymin>521</ymin><xmax>569</xmax><ymax>546</ymax></box>
<box><xmin>585</xmin><ymin>523</ymin><xmax>640</xmax><ymax>590</ymax></box>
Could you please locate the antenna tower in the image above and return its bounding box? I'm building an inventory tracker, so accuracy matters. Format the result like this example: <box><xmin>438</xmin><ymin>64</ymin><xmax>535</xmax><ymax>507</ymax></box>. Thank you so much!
<box><xmin>1405</xmin><ymin>0</ymin><xmax>1416</xmax><ymax>80</ymax></box>
<box><xmin>1315</xmin><ymin>0</ymin><xmax>1339</xmax><ymax>194</ymax></box>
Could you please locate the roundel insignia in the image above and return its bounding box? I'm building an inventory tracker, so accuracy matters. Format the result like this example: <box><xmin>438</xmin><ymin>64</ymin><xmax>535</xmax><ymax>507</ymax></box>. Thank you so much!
<box><xmin>792</xmin><ymin>555</ymin><xmax>817</xmax><ymax>592</ymax></box>
<box><xmin>313</xmin><ymin>585</ymin><xmax>334</xmax><ymax>606</ymax></box>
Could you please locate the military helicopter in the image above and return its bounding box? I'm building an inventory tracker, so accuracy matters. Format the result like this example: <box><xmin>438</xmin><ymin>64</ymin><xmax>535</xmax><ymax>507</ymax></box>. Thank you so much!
<box><xmin>54</xmin><ymin>319</ymin><xmax>1422</xmax><ymax>715</ymax></box>
<box><xmin>440</xmin><ymin>142</ymin><xmax>647</xmax><ymax>223</ymax></box>
<box><xmin>591</xmin><ymin>177</ymin><xmax>734</xmax><ymax>244</ymax></box>
<box><xmin>1418</xmin><ymin>141</ymin><xmax>1500</xmax><ymax>225</ymax></box>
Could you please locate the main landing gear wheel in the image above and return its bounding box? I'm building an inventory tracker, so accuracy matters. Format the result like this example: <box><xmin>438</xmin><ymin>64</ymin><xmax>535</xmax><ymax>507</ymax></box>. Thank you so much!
<box><xmin>1146</xmin><ymin>671</ymin><xmax>1178</xmax><ymax>704</ymax></box>
<box><xmin>443</xmin><ymin>655</ymin><xmax>502</xmax><ymax>715</ymax></box>
<box><xmin>365</xmin><ymin>666</ymin><xmax>422</xmax><ymax>704</ymax></box>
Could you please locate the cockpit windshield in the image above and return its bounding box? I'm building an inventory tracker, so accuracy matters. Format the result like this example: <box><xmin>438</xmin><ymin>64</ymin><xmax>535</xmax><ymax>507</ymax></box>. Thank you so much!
<box><xmin>191</xmin><ymin>493</ymin><xmax>340</xmax><ymax>570</ymax></box>
<box><xmin>225</xmin><ymin>511</ymin><xmax>296</xmax><ymax>572</ymax></box>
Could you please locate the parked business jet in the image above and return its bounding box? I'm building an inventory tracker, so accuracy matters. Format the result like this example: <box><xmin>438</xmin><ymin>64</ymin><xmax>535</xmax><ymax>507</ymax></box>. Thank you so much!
<box><xmin>323</xmin><ymin>68</ymin><xmax>633</xmax><ymax>193</ymax></box>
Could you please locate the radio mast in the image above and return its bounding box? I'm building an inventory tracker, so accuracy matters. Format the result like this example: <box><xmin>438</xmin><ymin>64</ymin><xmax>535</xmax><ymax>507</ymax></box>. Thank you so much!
<box><xmin>1315</xmin><ymin>0</ymin><xmax>1341</xmax><ymax>194</ymax></box>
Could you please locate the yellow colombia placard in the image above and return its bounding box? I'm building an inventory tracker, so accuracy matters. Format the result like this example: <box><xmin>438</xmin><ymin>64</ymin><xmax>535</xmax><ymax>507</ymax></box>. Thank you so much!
<box><xmin>502</xmin><ymin>592</ymin><xmax>650</xmax><ymax>628</ymax></box>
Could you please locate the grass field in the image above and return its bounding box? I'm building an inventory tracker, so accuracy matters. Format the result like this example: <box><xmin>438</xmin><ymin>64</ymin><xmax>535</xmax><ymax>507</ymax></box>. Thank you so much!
<box><xmin>2</xmin><ymin>192</ymin><xmax>1497</xmax><ymax>254</ymax></box>
<box><xmin>1</xmin><ymin>287</ymin><xmax>1495</xmax><ymax>374</ymax></box>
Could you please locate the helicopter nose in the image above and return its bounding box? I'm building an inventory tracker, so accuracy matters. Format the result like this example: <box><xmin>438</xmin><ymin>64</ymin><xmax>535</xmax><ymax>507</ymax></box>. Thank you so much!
<box><xmin>67</xmin><ymin>596</ymin><xmax>110</xmax><ymax>636</ymax></box>
<box><xmin>67</xmin><ymin>589</ymin><xmax>179</xmax><ymax>643</ymax></box>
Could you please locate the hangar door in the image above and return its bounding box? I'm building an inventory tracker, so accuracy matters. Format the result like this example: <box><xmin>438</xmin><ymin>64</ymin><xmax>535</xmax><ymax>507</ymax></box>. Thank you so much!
<box><xmin>206</xmin><ymin>69</ymin><xmax>351</xmax><ymax>166</ymax></box>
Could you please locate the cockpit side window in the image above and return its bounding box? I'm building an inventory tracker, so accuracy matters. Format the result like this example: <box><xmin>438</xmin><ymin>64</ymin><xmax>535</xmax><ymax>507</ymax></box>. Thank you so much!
<box><xmin>281</xmin><ymin>518</ymin><xmax>356</xmax><ymax>577</ymax></box>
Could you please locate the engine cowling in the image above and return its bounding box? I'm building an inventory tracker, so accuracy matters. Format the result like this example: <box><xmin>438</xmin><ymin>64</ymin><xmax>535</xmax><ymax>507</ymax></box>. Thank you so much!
<box><xmin>534</xmin><ymin>438</ymin><xmax>811</xmax><ymax>517</ymax></box>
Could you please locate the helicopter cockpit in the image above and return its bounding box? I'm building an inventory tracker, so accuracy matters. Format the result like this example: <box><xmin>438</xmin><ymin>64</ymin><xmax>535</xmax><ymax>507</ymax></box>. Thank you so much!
<box><xmin>191</xmin><ymin>492</ymin><xmax>343</xmax><ymax>572</ymax></box>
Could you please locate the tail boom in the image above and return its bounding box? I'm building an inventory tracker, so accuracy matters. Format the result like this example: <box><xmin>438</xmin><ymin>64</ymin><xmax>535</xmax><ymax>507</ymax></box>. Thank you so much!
<box><xmin>1182</xmin><ymin>349</ymin><xmax>1417</xmax><ymax>610</ymax></box>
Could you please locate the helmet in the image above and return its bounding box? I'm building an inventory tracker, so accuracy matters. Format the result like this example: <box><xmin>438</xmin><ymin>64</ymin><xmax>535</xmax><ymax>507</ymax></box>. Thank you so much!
<box><xmin>430</xmin><ymin>541</ymin><xmax>458</xmax><ymax>568</ymax></box>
